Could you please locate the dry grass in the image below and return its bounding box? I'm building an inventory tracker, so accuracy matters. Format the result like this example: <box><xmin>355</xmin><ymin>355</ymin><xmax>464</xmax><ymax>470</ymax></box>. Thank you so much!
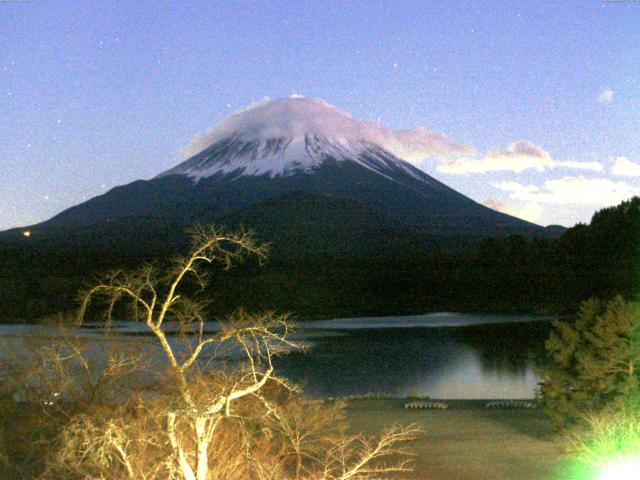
<box><xmin>342</xmin><ymin>399</ymin><xmax>569</xmax><ymax>480</ymax></box>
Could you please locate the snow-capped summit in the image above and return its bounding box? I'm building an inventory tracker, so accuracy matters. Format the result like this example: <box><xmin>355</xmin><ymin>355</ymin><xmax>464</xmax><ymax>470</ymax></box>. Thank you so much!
<box><xmin>183</xmin><ymin>97</ymin><xmax>374</xmax><ymax>146</ymax></box>
<box><xmin>158</xmin><ymin>97</ymin><xmax>470</xmax><ymax>181</ymax></box>
<box><xmin>160</xmin><ymin>133</ymin><xmax>431</xmax><ymax>182</ymax></box>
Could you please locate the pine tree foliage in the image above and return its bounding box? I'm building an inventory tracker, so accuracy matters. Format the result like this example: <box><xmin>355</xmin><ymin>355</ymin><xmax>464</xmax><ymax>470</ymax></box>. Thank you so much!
<box><xmin>537</xmin><ymin>296</ymin><xmax>640</xmax><ymax>428</ymax></box>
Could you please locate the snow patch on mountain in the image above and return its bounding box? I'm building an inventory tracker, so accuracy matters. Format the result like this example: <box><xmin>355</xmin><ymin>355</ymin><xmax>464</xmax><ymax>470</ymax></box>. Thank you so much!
<box><xmin>161</xmin><ymin>134</ymin><xmax>432</xmax><ymax>182</ymax></box>
<box><xmin>160</xmin><ymin>97</ymin><xmax>472</xmax><ymax>181</ymax></box>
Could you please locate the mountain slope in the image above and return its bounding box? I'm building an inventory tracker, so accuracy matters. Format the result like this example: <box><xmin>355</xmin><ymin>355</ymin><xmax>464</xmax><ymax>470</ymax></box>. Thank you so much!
<box><xmin>2</xmin><ymin>97</ymin><xmax>552</xmax><ymax>254</ymax></box>
<box><xmin>0</xmin><ymin>97</ymin><xmax>573</xmax><ymax>321</ymax></box>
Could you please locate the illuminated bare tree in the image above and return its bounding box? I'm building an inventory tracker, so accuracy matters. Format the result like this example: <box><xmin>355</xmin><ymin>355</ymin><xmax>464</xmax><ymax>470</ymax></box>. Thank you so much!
<box><xmin>40</xmin><ymin>226</ymin><xmax>419</xmax><ymax>480</ymax></box>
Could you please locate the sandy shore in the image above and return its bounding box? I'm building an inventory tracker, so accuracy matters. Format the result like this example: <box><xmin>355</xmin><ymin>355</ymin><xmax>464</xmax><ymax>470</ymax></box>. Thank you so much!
<box><xmin>343</xmin><ymin>399</ymin><xmax>569</xmax><ymax>480</ymax></box>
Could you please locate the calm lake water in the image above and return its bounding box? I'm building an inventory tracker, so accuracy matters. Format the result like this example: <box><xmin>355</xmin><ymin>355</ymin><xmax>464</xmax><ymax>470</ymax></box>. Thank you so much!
<box><xmin>277</xmin><ymin>313</ymin><xmax>553</xmax><ymax>399</ymax></box>
<box><xmin>0</xmin><ymin>313</ymin><xmax>553</xmax><ymax>400</ymax></box>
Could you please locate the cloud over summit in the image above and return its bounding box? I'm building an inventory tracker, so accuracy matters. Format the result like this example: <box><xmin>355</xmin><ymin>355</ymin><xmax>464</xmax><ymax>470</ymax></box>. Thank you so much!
<box><xmin>180</xmin><ymin>96</ymin><xmax>474</xmax><ymax>162</ymax></box>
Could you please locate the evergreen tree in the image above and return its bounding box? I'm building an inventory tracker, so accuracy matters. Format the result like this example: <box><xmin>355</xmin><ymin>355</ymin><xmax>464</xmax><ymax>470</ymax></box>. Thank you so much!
<box><xmin>537</xmin><ymin>296</ymin><xmax>640</xmax><ymax>428</ymax></box>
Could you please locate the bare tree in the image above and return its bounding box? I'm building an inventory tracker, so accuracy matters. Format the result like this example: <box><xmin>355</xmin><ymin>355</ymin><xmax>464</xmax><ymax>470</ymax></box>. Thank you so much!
<box><xmin>17</xmin><ymin>319</ymin><xmax>150</xmax><ymax>409</ymax></box>
<box><xmin>39</xmin><ymin>225</ymin><xmax>419</xmax><ymax>480</ymax></box>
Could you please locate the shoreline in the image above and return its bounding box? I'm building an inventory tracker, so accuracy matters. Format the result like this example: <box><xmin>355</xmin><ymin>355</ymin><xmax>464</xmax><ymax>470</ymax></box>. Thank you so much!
<box><xmin>325</xmin><ymin>396</ymin><xmax>541</xmax><ymax>405</ymax></box>
<box><xmin>0</xmin><ymin>307</ymin><xmax>567</xmax><ymax>326</ymax></box>
<box><xmin>0</xmin><ymin>311</ymin><xmax>556</xmax><ymax>329</ymax></box>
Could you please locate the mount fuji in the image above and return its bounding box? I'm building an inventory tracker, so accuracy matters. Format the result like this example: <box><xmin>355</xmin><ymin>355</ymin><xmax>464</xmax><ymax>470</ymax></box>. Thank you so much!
<box><xmin>3</xmin><ymin>97</ymin><xmax>552</xmax><ymax>256</ymax></box>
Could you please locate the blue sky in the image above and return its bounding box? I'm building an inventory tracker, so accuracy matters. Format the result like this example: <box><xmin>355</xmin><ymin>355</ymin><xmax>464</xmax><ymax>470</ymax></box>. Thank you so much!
<box><xmin>1</xmin><ymin>0</ymin><xmax>639</xmax><ymax>229</ymax></box>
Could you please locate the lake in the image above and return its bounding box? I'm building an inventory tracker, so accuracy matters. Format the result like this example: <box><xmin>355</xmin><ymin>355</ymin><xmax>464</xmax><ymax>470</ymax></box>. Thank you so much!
<box><xmin>277</xmin><ymin>313</ymin><xmax>553</xmax><ymax>399</ymax></box>
<box><xmin>0</xmin><ymin>313</ymin><xmax>554</xmax><ymax>400</ymax></box>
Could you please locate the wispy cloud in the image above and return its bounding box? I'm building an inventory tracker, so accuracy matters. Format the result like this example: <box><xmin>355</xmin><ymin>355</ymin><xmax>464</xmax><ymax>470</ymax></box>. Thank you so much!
<box><xmin>611</xmin><ymin>156</ymin><xmax>640</xmax><ymax>177</ymax></box>
<box><xmin>437</xmin><ymin>140</ymin><xmax>603</xmax><ymax>174</ymax></box>
<box><xmin>482</xmin><ymin>199</ymin><xmax>543</xmax><ymax>223</ymax></box>
<box><xmin>559</xmin><ymin>160</ymin><xmax>605</xmax><ymax>172</ymax></box>
<box><xmin>597</xmin><ymin>89</ymin><xmax>614</xmax><ymax>104</ymax></box>
<box><xmin>493</xmin><ymin>176</ymin><xmax>635</xmax><ymax>206</ymax></box>
<box><xmin>380</xmin><ymin>127</ymin><xmax>475</xmax><ymax>163</ymax></box>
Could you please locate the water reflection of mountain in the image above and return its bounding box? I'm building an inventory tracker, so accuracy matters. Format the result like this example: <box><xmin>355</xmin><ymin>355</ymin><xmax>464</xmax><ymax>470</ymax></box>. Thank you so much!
<box><xmin>451</xmin><ymin>321</ymin><xmax>552</xmax><ymax>375</ymax></box>
<box><xmin>275</xmin><ymin>328</ymin><xmax>458</xmax><ymax>397</ymax></box>
<box><xmin>274</xmin><ymin>321</ymin><xmax>552</xmax><ymax>399</ymax></box>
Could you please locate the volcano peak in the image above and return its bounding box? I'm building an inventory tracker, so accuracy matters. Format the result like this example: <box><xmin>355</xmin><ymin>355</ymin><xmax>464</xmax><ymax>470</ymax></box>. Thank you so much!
<box><xmin>158</xmin><ymin>97</ymin><xmax>428</xmax><ymax>181</ymax></box>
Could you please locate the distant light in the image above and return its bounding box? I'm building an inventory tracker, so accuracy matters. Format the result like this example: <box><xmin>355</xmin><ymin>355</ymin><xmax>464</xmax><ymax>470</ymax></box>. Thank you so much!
<box><xmin>596</xmin><ymin>457</ymin><xmax>640</xmax><ymax>480</ymax></box>
<box><xmin>22</xmin><ymin>230</ymin><xmax>31</xmax><ymax>238</ymax></box>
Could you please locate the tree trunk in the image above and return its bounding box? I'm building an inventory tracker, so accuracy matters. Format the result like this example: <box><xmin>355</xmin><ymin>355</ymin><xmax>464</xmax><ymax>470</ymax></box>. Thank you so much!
<box><xmin>167</xmin><ymin>412</ymin><xmax>197</xmax><ymax>480</ymax></box>
<box><xmin>195</xmin><ymin>417</ymin><xmax>209</xmax><ymax>480</ymax></box>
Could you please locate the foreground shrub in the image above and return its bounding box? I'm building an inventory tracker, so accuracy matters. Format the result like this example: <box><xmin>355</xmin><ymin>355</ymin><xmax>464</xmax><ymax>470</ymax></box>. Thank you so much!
<box><xmin>537</xmin><ymin>296</ymin><xmax>640</xmax><ymax>429</ymax></box>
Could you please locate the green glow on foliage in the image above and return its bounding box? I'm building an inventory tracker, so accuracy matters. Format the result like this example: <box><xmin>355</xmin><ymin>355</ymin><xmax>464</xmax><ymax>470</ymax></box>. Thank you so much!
<box><xmin>559</xmin><ymin>453</ymin><xmax>640</xmax><ymax>480</ymax></box>
<box><xmin>556</xmin><ymin>404</ymin><xmax>640</xmax><ymax>480</ymax></box>
<box><xmin>595</xmin><ymin>456</ymin><xmax>640</xmax><ymax>480</ymax></box>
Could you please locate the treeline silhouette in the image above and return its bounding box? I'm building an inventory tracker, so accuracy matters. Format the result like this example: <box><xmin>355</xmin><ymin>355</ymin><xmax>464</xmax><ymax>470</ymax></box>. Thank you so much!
<box><xmin>1</xmin><ymin>197</ymin><xmax>638</xmax><ymax>322</ymax></box>
<box><xmin>467</xmin><ymin>197</ymin><xmax>639</xmax><ymax>313</ymax></box>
